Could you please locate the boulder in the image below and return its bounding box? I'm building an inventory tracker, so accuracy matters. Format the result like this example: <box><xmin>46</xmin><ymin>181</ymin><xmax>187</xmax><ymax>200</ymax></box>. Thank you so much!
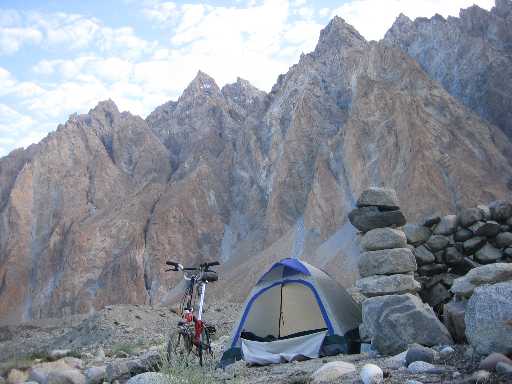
<box><xmin>496</xmin><ymin>362</ymin><xmax>512</xmax><ymax>375</ymax></box>
<box><xmin>49</xmin><ymin>350</ymin><xmax>72</xmax><ymax>361</ymax></box>
<box><xmin>413</xmin><ymin>245</ymin><xmax>435</xmax><ymax>265</ymax></box>
<box><xmin>47</xmin><ymin>369</ymin><xmax>85</xmax><ymax>384</ymax></box>
<box><xmin>462</xmin><ymin>237</ymin><xmax>486</xmax><ymax>255</ymax></box>
<box><xmin>359</xmin><ymin>364</ymin><xmax>383</xmax><ymax>384</ymax></box>
<box><xmin>458</xmin><ymin>208</ymin><xmax>483</xmax><ymax>228</ymax></box>
<box><xmin>465</xmin><ymin>281</ymin><xmax>512</xmax><ymax>355</ymax></box>
<box><xmin>489</xmin><ymin>200</ymin><xmax>512</xmax><ymax>222</ymax></box>
<box><xmin>358</xmin><ymin>248</ymin><xmax>417</xmax><ymax>277</ymax></box>
<box><xmin>360</xmin><ymin>228</ymin><xmax>407</xmax><ymax>251</ymax></box>
<box><xmin>494</xmin><ymin>232</ymin><xmax>512</xmax><ymax>248</ymax></box>
<box><xmin>479</xmin><ymin>353</ymin><xmax>512</xmax><ymax>371</ymax></box>
<box><xmin>403</xmin><ymin>224</ymin><xmax>432</xmax><ymax>245</ymax></box>
<box><xmin>423</xmin><ymin>215</ymin><xmax>441</xmax><ymax>227</ymax></box>
<box><xmin>450</xmin><ymin>257</ymin><xmax>480</xmax><ymax>275</ymax></box>
<box><xmin>125</xmin><ymin>373</ymin><xmax>168</xmax><ymax>384</ymax></box>
<box><xmin>418</xmin><ymin>263</ymin><xmax>448</xmax><ymax>277</ymax></box>
<box><xmin>362</xmin><ymin>293</ymin><xmax>453</xmax><ymax>355</ymax></box>
<box><xmin>84</xmin><ymin>367</ymin><xmax>106</xmax><ymax>384</ymax></box>
<box><xmin>433</xmin><ymin>215</ymin><xmax>457</xmax><ymax>235</ymax></box>
<box><xmin>28</xmin><ymin>359</ymin><xmax>83</xmax><ymax>384</ymax></box>
<box><xmin>356</xmin><ymin>274</ymin><xmax>420</xmax><ymax>297</ymax></box>
<box><xmin>311</xmin><ymin>361</ymin><xmax>356</xmax><ymax>383</ymax></box>
<box><xmin>477</xmin><ymin>204</ymin><xmax>491</xmax><ymax>220</ymax></box>
<box><xmin>405</xmin><ymin>344</ymin><xmax>435</xmax><ymax>365</ymax></box>
<box><xmin>443</xmin><ymin>300</ymin><xmax>467</xmax><ymax>343</ymax></box>
<box><xmin>420</xmin><ymin>283</ymin><xmax>452</xmax><ymax>307</ymax></box>
<box><xmin>356</xmin><ymin>187</ymin><xmax>399</xmax><ymax>209</ymax></box>
<box><xmin>454</xmin><ymin>228</ymin><xmax>473</xmax><ymax>242</ymax></box>
<box><xmin>7</xmin><ymin>369</ymin><xmax>28</xmax><ymax>384</ymax></box>
<box><xmin>426</xmin><ymin>235</ymin><xmax>449</xmax><ymax>252</ymax></box>
<box><xmin>439</xmin><ymin>346</ymin><xmax>455</xmax><ymax>359</ymax></box>
<box><xmin>444</xmin><ymin>246</ymin><xmax>464</xmax><ymax>266</ymax></box>
<box><xmin>474</xmin><ymin>243</ymin><xmax>502</xmax><ymax>264</ymax></box>
<box><xmin>349</xmin><ymin>207</ymin><xmax>406</xmax><ymax>233</ymax></box>
<box><xmin>105</xmin><ymin>351</ymin><xmax>160</xmax><ymax>383</ymax></box>
<box><xmin>451</xmin><ymin>263</ymin><xmax>512</xmax><ymax>297</ymax></box>
<box><xmin>473</xmin><ymin>221</ymin><xmax>500</xmax><ymax>237</ymax></box>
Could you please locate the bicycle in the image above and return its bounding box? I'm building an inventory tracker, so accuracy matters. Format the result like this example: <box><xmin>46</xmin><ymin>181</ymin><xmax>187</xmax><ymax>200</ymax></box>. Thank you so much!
<box><xmin>165</xmin><ymin>260</ymin><xmax>219</xmax><ymax>366</ymax></box>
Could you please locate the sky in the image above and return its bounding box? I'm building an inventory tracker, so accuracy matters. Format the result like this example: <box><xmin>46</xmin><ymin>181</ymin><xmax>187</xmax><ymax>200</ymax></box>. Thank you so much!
<box><xmin>0</xmin><ymin>0</ymin><xmax>495</xmax><ymax>157</ymax></box>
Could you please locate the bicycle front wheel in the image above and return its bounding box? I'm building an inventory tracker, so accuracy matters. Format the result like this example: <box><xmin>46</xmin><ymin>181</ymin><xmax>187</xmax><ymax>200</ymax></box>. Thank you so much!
<box><xmin>198</xmin><ymin>326</ymin><xmax>212</xmax><ymax>367</ymax></box>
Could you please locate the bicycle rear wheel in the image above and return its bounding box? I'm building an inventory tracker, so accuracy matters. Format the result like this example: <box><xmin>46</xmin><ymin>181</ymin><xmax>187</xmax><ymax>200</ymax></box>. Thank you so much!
<box><xmin>167</xmin><ymin>328</ymin><xmax>193</xmax><ymax>362</ymax></box>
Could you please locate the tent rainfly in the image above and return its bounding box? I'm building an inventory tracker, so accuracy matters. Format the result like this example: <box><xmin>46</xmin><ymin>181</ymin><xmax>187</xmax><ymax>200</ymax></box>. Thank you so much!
<box><xmin>220</xmin><ymin>258</ymin><xmax>362</xmax><ymax>366</ymax></box>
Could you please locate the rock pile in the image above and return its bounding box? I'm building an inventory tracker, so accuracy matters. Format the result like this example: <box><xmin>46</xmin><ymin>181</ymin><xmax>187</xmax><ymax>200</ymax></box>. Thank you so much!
<box><xmin>402</xmin><ymin>201</ymin><xmax>512</xmax><ymax>311</ymax></box>
<box><xmin>350</xmin><ymin>188</ymin><xmax>419</xmax><ymax>297</ymax></box>
<box><xmin>349</xmin><ymin>187</ymin><xmax>453</xmax><ymax>355</ymax></box>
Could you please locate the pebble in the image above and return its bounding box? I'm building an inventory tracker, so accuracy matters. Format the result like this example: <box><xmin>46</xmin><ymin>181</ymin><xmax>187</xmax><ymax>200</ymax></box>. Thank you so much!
<box><xmin>360</xmin><ymin>364</ymin><xmax>383</xmax><ymax>384</ymax></box>
<box><xmin>439</xmin><ymin>346</ymin><xmax>455</xmax><ymax>359</ymax></box>
<box><xmin>407</xmin><ymin>361</ymin><xmax>444</xmax><ymax>374</ymax></box>
<box><xmin>406</xmin><ymin>344</ymin><xmax>435</xmax><ymax>365</ymax></box>
<box><xmin>479</xmin><ymin>352</ymin><xmax>512</xmax><ymax>371</ymax></box>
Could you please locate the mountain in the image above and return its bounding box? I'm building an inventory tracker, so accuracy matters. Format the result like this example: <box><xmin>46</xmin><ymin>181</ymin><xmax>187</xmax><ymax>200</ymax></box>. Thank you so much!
<box><xmin>1</xmin><ymin>13</ymin><xmax>512</xmax><ymax>324</ymax></box>
<box><xmin>384</xmin><ymin>0</ymin><xmax>512</xmax><ymax>140</ymax></box>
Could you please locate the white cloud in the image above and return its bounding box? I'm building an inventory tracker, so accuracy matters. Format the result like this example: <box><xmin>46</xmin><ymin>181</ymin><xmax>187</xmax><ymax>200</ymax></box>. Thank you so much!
<box><xmin>331</xmin><ymin>0</ymin><xmax>495</xmax><ymax>41</ymax></box>
<box><xmin>0</xmin><ymin>27</ymin><xmax>42</xmax><ymax>54</ymax></box>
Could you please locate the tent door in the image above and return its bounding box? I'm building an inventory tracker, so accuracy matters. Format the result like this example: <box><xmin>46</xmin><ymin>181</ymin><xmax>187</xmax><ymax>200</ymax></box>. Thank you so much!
<box><xmin>279</xmin><ymin>282</ymin><xmax>327</xmax><ymax>337</ymax></box>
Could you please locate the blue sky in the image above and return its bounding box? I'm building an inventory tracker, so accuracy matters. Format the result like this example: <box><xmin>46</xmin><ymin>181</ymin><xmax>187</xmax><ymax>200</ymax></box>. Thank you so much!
<box><xmin>0</xmin><ymin>0</ymin><xmax>495</xmax><ymax>156</ymax></box>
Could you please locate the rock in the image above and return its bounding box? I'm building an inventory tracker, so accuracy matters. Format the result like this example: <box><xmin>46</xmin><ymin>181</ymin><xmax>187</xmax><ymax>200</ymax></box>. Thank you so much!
<box><xmin>458</xmin><ymin>208</ymin><xmax>483</xmax><ymax>228</ymax></box>
<box><xmin>405</xmin><ymin>381</ymin><xmax>423</xmax><ymax>384</ymax></box>
<box><xmin>420</xmin><ymin>283</ymin><xmax>451</xmax><ymax>307</ymax></box>
<box><xmin>433</xmin><ymin>215</ymin><xmax>457</xmax><ymax>235</ymax></box>
<box><xmin>443</xmin><ymin>300</ymin><xmax>467</xmax><ymax>343</ymax></box>
<box><xmin>463</xmin><ymin>237</ymin><xmax>486</xmax><ymax>255</ymax></box>
<box><xmin>405</xmin><ymin>344</ymin><xmax>435</xmax><ymax>365</ymax></box>
<box><xmin>407</xmin><ymin>361</ymin><xmax>444</xmax><ymax>374</ymax></box>
<box><xmin>504</xmin><ymin>247</ymin><xmax>512</xmax><ymax>258</ymax></box>
<box><xmin>356</xmin><ymin>274</ymin><xmax>421</xmax><ymax>296</ymax></box>
<box><xmin>494</xmin><ymin>232</ymin><xmax>512</xmax><ymax>248</ymax></box>
<box><xmin>360</xmin><ymin>364</ymin><xmax>383</xmax><ymax>384</ymax></box>
<box><xmin>466</xmin><ymin>282</ymin><xmax>512</xmax><ymax>355</ymax></box>
<box><xmin>349</xmin><ymin>207</ymin><xmax>406</xmax><ymax>233</ymax></box>
<box><xmin>451</xmin><ymin>263</ymin><xmax>512</xmax><ymax>297</ymax></box>
<box><xmin>360</xmin><ymin>228</ymin><xmax>407</xmax><ymax>251</ymax></box>
<box><xmin>84</xmin><ymin>367</ymin><xmax>106</xmax><ymax>384</ymax></box>
<box><xmin>444</xmin><ymin>246</ymin><xmax>464</xmax><ymax>265</ymax></box>
<box><xmin>94</xmin><ymin>348</ymin><xmax>105</xmax><ymax>362</ymax></box>
<box><xmin>358</xmin><ymin>248</ymin><xmax>417</xmax><ymax>277</ymax></box>
<box><xmin>356</xmin><ymin>188</ymin><xmax>400</xmax><ymax>210</ymax></box>
<box><xmin>384</xmin><ymin>351</ymin><xmax>407</xmax><ymax>369</ymax></box>
<box><xmin>423</xmin><ymin>215</ymin><xmax>441</xmax><ymax>227</ymax></box>
<box><xmin>418</xmin><ymin>263</ymin><xmax>448</xmax><ymax>277</ymax></box>
<box><xmin>28</xmin><ymin>359</ymin><xmax>83</xmax><ymax>384</ymax></box>
<box><xmin>479</xmin><ymin>352</ymin><xmax>512</xmax><ymax>371</ymax></box>
<box><xmin>362</xmin><ymin>293</ymin><xmax>453</xmax><ymax>355</ymax></box>
<box><xmin>478</xmin><ymin>205</ymin><xmax>491</xmax><ymax>220</ymax></box>
<box><xmin>49</xmin><ymin>350</ymin><xmax>72</xmax><ymax>361</ymax></box>
<box><xmin>474</xmin><ymin>243</ymin><xmax>502</xmax><ymax>264</ymax></box>
<box><xmin>311</xmin><ymin>361</ymin><xmax>356</xmax><ymax>383</ymax></box>
<box><xmin>490</xmin><ymin>200</ymin><xmax>512</xmax><ymax>222</ymax></box>
<box><xmin>7</xmin><ymin>369</ymin><xmax>28</xmax><ymax>384</ymax></box>
<box><xmin>496</xmin><ymin>362</ymin><xmax>512</xmax><ymax>375</ymax></box>
<box><xmin>454</xmin><ymin>228</ymin><xmax>473</xmax><ymax>242</ymax></box>
<box><xmin>47</xmin><ymin>370</ymin><xmax>85</xmax><ymax>384</ymax></box>
<box><xmin>439</xmin><ymin>346</ymin><xmax>455</xmax><ymax>359</ymax></box>
<box><xmin>475</xmin><ymin>221</ymin><xmax>501</xmax><ymax>237</ymax></box>
<box><xmin>451</xmin><ymin>257</ymin><xmax>480</xmax><ymax>275</ymax></box>
<box><xmin>426</xmin><ymin>235</ymin><xmax>449</xmax><ymax>252</ymax></box>
<box><xmin>125</xmin><ymin>373</ymin><xmax>168</xmax><ymax>384</ymax></box>
<box><xmin>413</xmin><ymin>245</ymin><xmax>435</xmax><ymax>265</ymax></box>
<box><xmin>470</xmin><ymin>370</ymin><xmax>491</xmax><ymax>382</ymax></box>
<box><xmin>403</xmin><ymin>224</ymin><xmax>432</xmax><ymax>245</ymax></box>
<box><xmin>105</xmin><ymin>351</ymin><xmax>161</xmax><ymax>383</ymax></box>
<box><xmin>441</xmin><ymin>273</ymin><xmax>456</xmax><ymax>287</ymax></box>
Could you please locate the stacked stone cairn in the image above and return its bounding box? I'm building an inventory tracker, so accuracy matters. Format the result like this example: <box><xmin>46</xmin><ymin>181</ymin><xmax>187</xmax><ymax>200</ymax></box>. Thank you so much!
<box><xmin>349</xmin><ymin>188</ymin><xmax>453</xmax><ymax>355</ymax></box>
<box><xmin>349</xmin><ymin>188</ymin><xmax>419</xmax><ymax>297</ymax></box>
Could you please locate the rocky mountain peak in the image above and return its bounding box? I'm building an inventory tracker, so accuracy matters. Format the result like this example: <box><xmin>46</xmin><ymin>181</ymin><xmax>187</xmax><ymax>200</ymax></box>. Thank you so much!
<box><xmin>495</xmin><ymin>0</ymin><xmax>512</xmax><ymax>16</ymax></box>
<box><xmin>221</xmin><ymin>77</ymin><xmax>267</xmax><ymax>112</ymax></box>
<box><xmin>180</xmin><ymin>70</ymin><xmax>221</xmax><ymax>101</ymax></box>
<box><xmin>315</xmin><ymin>16</ymin><xmax>366</xmax><ymax>55</ymax></box>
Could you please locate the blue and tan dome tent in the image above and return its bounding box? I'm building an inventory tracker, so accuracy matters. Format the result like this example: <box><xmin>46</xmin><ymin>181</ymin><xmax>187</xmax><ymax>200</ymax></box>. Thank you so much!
<box><xmin>220</xmin><ymin>258</ymin><xmax>362</xmax><ymax>366</ymax></box>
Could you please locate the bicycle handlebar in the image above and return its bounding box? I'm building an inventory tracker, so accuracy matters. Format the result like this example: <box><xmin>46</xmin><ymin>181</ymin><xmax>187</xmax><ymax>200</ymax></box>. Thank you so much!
<box><xmin>165</xmin><ymin>260</ymin><xmax>219</xmax><ymax>272</ymax></box>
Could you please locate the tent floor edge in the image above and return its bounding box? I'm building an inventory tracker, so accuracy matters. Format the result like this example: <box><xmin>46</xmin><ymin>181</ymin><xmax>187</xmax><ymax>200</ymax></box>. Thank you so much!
<box><xmin>218</xmin><ymin>347</ymin><xmax>243</xmax><ymax>369</ymax></box>
<box><xmin>320</xmin><ymin>328</ymin><xmax>361</xmax><ymax>357</ymax></box>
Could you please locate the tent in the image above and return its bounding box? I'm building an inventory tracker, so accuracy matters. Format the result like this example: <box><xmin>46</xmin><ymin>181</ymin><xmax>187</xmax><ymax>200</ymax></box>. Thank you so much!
<box><xmin>220</xmin><ymin>258</ymin><xmax>362</xmax><ymax>366</ymax></box>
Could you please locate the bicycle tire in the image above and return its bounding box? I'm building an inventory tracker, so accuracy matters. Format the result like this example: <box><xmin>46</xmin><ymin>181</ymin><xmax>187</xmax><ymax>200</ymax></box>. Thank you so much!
<box><xmin>167</xmin><ymin>328</ymin><xmax>193</xmax><ymax>362</ymax></box>
<box><xmin>198</xmin><ymin>326</ymin><xmax>212</xmax><ymax>367</ymax></box>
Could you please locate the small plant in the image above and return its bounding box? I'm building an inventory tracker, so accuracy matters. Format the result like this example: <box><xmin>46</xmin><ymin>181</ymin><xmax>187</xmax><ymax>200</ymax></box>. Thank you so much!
<box><xmin>158</xmin><ymin>346</ymin><xmax>219</xmax><ymax>384</ymax></box>
<box><xmin>109</xmin><ymin>341</ymin><xmax>145</xmax><ymax>357</ymax></box>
